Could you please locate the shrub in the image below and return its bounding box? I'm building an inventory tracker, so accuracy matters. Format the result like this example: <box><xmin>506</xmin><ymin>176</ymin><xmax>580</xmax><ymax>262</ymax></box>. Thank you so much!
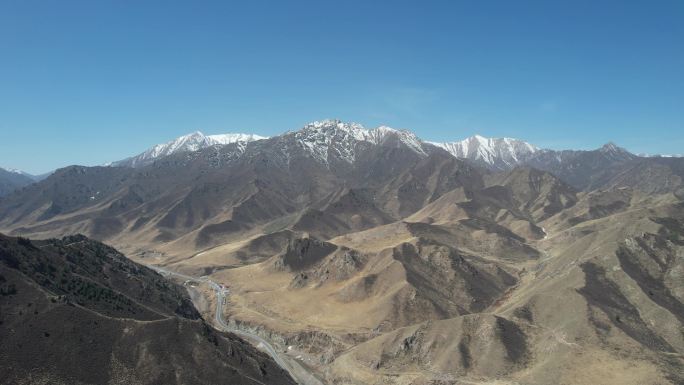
<box><xmin>17</xmin><ymin>237</ymin><xmax>35</xmax><ymax>249</ymax></box>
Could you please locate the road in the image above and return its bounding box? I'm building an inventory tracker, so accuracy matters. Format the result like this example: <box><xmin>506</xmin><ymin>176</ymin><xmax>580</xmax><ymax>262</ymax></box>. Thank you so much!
<box><xmin>149</xmin><ymin>265</ymin><xmax>324</xmax><ymax>385</ymax></box>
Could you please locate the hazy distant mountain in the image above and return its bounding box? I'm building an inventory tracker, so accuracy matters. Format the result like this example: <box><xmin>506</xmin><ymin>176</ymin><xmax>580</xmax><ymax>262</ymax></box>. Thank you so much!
<box><xmin>102</xmin><ymin>121</ymin><xmax>681</xmax><ymax>182</ymax></box>
<box><xmin>1</xmin><ymin>120</ymin><xmax>681</xmax><ymax>247</ymax></box>
<box><xmin>111</xmin><ymin>130</ymin><xmax>267</xmax><ymax>168</ymax></box>
<box><xmin>0</xmin><ymin>120</ymin><xmax>480</xmax><ymax>252</ymax></box>
<box><xmin>0</xmin><ymin>167</ymin><xmax>36</xmax><ymax>197</ymax></box>
<box><xmin>109</xmin><ymin>121</ymin><xmax>541</xmax><ymax>171</ymax></box>
<box><xmin>522</xmin><ymin>142</ymin><xmax>640</xmax><ymax>190</ymax></box>
<box><xmin>430</xmin><ymin>137</ymin><xmax>668</xmax><ymax>192</ymax></box>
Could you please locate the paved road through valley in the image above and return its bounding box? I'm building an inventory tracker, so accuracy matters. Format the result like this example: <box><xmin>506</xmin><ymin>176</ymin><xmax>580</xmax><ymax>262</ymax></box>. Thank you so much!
<box><xmin>149</xmin><ymin>265</ymin><xmax>324</xmax><ymax>385</ymax></box>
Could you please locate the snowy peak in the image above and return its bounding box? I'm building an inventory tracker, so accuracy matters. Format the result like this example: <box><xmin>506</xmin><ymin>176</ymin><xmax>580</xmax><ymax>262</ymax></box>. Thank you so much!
<box><xmin>598</xmin><ymin>142</ymin><xmax>635</xmax><ymax>161</ymax></box>
<box><xmin>289</xmin><ymin>120</ymin><xmax>428</xmax><ymax>164</ymax></box>
<box><xmin>146</xmin><ymin>131</ymin><xmax>211</xmax><ymax>159</ymax></box>
<box><xmin>112</xmin><ymin>130</ymin><xmax>267</xmax><ymax>168</ymax></box>
<box><xmin>0</xmin><ymin>167</ymin><xmax>39</xmax><ymax>180</ymax></box>
<box><xmin>303</xmin><ymin>119</ymin><xmax>365</xmax><ymax>132</ymax></box>
<box><xmin>0</xmin><ymin>167</ymin><xmax>37</xmax><ymax>197</ymax></box>
<box><xmin>207</xmin><ymin>133</ymin><xmax>267</xmax><ymax>145</ymax></box>
<box><xmin>600</xmin><ymin>142</ymin><xmax>619</xmax><ymax>152</ymax></box>
<box><xmin>106</xmin><ymin>120</ymin><xmax>643</xmax><ymax>172</ymax></box>
<box><xmin>298</xmin><ymin>119</ymin><xmax>422</xmax><ymax>146</ymax></box>
<box><xmin>4</xmin><ymin>168</ymin><xmax>22</xmax><ymax>175</ymax></box>
<box><xmin>429</xmin><ymin>135</ymin><xmax>539</xmax><ymax>170</ymax></box>
<box><xmin>644</xmin><ymin>153</ymin><xmax>684</xmax><ymax>158</ymax></box>
<box><xmin>1</xmin><ymin>167</ymin><xmax>29</xmax><ymax>176</ymax></box>
<box><xmin>370</xmin><ymin>125</ymin><xmax>426</xmax><ymax>154</ymax></box>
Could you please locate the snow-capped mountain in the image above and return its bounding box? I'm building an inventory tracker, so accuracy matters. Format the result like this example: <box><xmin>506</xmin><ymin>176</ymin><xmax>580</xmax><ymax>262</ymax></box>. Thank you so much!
<box><xmin>596</xmin><ymin>142</ymin><xmax>637</xmax><ymax>162</ymax></box>
<box><xmin>1</xmin><ymin>167</ymin><xmax>35</xmax><ymax>178</ymax></box>
<box><xmin>649</xmin><ymin>154</ymin><xmax>684</xmax><ymax>158</ymax></box>
<box><xmin>111</xmin><ymin>131</ymin><xmax>267</xmax><ymax>168</ymax></box>
<box><xmin>284</xmin><ymin>119</ymin><xmax>428</xmax><ymax>164</ymax></box>
<box><xmin>109</xmin><ymin>121</ymin><xmax>542</xmax><ymax>170</ymax></box>
<box><xmin>207</xmin><ymin>133</ymin><xmax>268</xmax><ymax>145</ymax></box>
<box><xmin>105</xmin><ymin>120</ymin><xmax>648</xmax><ymax>175</ymax></box>
<box><xmin>0</xmin><ymin>167</ymin><xmax>37</xmax><ymax>197</ymax></box>
<box><xmin>428</xmin><ymin>135</ymin><xmax>539</xmax><ymax>170</ymax></box>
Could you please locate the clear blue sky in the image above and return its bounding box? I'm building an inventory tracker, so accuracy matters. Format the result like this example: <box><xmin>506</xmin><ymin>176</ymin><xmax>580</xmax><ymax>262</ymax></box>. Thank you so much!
<box><xmin>1</xmin><ymin>0</ymin><xmax>682</xmax><ymax>174</ymax></box>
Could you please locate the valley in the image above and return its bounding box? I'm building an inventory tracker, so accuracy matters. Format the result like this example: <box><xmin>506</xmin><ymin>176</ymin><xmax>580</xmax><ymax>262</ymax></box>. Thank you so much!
<box><xmin>1</xmin><ymin>120</ymin><xmax>683</xmax><ymax>384</ymax></box>
<box><xmin>2</xmin><ymin>1</ymin><xmax>681</xmax><ymax>383</ymax></box>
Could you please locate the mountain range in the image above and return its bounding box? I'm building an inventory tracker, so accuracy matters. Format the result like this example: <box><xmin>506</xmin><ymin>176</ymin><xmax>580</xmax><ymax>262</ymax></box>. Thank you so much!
<box><xmin>103</xmin><ymin>120</ymin><xmax>657</xmax><ymax>180</ymax></box>
<box><xmin>2</xmin><ymin>119</ymin><xmax>677</xmax><ymax>196</ymax></box>
<box><xmin>0</xmin><ymin>168</ymin><xmax>35</xmax><ymax>197</ymax></box>
<box><xmin>110</xmin><ymin>131</ymin><xmax>267</xmax><ymax>168</ymax></box>
<box><xmin>1</xmin><ymin>119</ymin><xmax>683</xmax><ymax>385</ymax></box>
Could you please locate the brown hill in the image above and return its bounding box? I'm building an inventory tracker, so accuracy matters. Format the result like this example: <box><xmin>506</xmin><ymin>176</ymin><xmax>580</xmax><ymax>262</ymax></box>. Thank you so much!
<box><xmin>0</xmin><ymin>233</ymin><xmax>296</xmax><ymax>385</ymax></box>
<box><xmin>1</xmin><ymin>123</ymin><xmax>683</xmax><ymax>384</ymax></box>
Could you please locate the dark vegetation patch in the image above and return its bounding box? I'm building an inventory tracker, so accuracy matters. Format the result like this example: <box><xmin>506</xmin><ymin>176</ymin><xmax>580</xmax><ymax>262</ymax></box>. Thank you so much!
<box><xmin>448</xmin><ymin>252</ymin><xmax>518</xmax><ymax>313</ymax></box>
<box><xmin>495</xmin><ymin>316</ymin><xmax>529</xmax><ymax>365</ymax></box>
<box><xmin>568</xmin><ymin>200</ymin><xmax>629</xmax><ymax>226</ymax></box>
<box><xmin>653</xmin><ymin>217</ymin><xmax>684</xmax><ymax>246</ymax></box>
<box><xmin>458</xmin><ymin>217</ymin><xmax>526</xmax><ymax>243</ymax></box>
<box><xmin>513</xmin><ymin>305</ymin><xmax>534</xmax><ymax>323</ymax></box>
<box><xmin>588</xmin><ymin>201</ymin><xmax>629</xmax><ymax>219</ymax></box>
<box><xmin>458</xmin><ymin>335</ymin><xmax>472</xmax><ymax>370</ymax></box>
<box><xmin>389</xmin><ymin>241</ymin><xmax>519</xmax><ymax>317</ymax></box>
<box><xmin>0</xmin><ymin>233</ymin><xmax>297</xmax><ymax>385</ymax></box>
<box><xmin>577</xmin><ymin>262</ymin><xmax>674</xmax><ymax>352</ymax></box>
<box><xmin>195</xmin><ymin>219</ymin><xmax>246</xmax><ymax>248</ymax></box>
<box><xmin>279</xmin><ymin>237</ymin><xmax>336</xmax><ymax>271</ymax></box>
<box><xmin>0</xmin><ymin>283</ymin><xmax>17</xmax><ymax>296</ymax></box>
<box><xmin>0</xmin><ymin>233</ymin><xmax>199</xmax><ymax>320</ymax></box>
<box><xmin>616</xmin><ymin>239</ymin><xmax>684</xmax><ymax>323</ymax></box>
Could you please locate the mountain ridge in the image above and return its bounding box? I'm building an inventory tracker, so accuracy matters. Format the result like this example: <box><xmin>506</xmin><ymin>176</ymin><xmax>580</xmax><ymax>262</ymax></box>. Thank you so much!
<box><xmin>0</xmin><ymin>167</ymin><xmax>37</xmax><ymax>198</ymax></box>
<box><xmin>110</xmin><ymin>130</ymin><xmax>268</xmax><ymax>168</ymax></box>
<box><xmin>104</xmin><ymin>120</ymin><xmax>677</xmax><ymax>175</ymax></box>
<box><xmin>0</xmin><ymin>232</ymin><xmax>297</xmax><ymax>384</ymax></box>
<box><xmin>1</xmin><ymin>119</ymin><xmax>683</xmax><ymax>385</ymax></box>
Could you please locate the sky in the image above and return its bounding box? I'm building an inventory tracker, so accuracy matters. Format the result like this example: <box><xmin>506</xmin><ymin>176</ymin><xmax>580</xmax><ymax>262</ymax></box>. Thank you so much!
<box><xmin>0</xmin><ymin>0</ymin><xmax>682</xmax><ymax>174</ymax></box>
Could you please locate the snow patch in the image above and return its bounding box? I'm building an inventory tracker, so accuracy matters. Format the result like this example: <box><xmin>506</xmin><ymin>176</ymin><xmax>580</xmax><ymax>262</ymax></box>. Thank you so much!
<box><xmin>429</xmin><ymin>135</ymin><xmax>539</xmax><ymax>168</ymax></box>
<box><xmin>293</xmin><ymin>119</ymin><xmax>428</xmax><ymax>164</ymax></box>
<box><xmin>111</xmin><ymin>130</ymin><xmax>267</xmax><ymax>167</ymax></box>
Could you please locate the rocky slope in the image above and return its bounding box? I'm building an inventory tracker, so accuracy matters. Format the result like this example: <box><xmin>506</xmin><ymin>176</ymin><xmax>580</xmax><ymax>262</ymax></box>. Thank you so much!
<box><xmin>0</xmin><ymin>233</ymin><xmax>296</xmax><ymax>385</ymax></box>
<box><xmin>1</xmin><ymin>120</ymin><xmax>683</xmax><ymax>384</ymax></box>
<box><xmin>0</xmin><ymin>167</ymin><xmax>36</xmax><ymax>197</ymax></box>
<box><xmin>111</xmin><ymin>130</ymin><xmax>267</xmax><ymax>168</ymax></box>
<box><xmin>430</xmin><ymin>134</ymin><xmax>539</xmax><ymax>170</ymax></box>
<box><xmin>0</xmin><ymin>120</ymin><xmax>483</xmax><ymax>258</ymax></box>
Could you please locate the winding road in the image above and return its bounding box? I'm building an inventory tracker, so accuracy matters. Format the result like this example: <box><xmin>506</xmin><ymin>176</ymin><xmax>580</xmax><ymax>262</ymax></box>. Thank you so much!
<box><xmin>149</xmin><ymin>265</ymin><xmax>324</xmax><ymax>385</ymax></box>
